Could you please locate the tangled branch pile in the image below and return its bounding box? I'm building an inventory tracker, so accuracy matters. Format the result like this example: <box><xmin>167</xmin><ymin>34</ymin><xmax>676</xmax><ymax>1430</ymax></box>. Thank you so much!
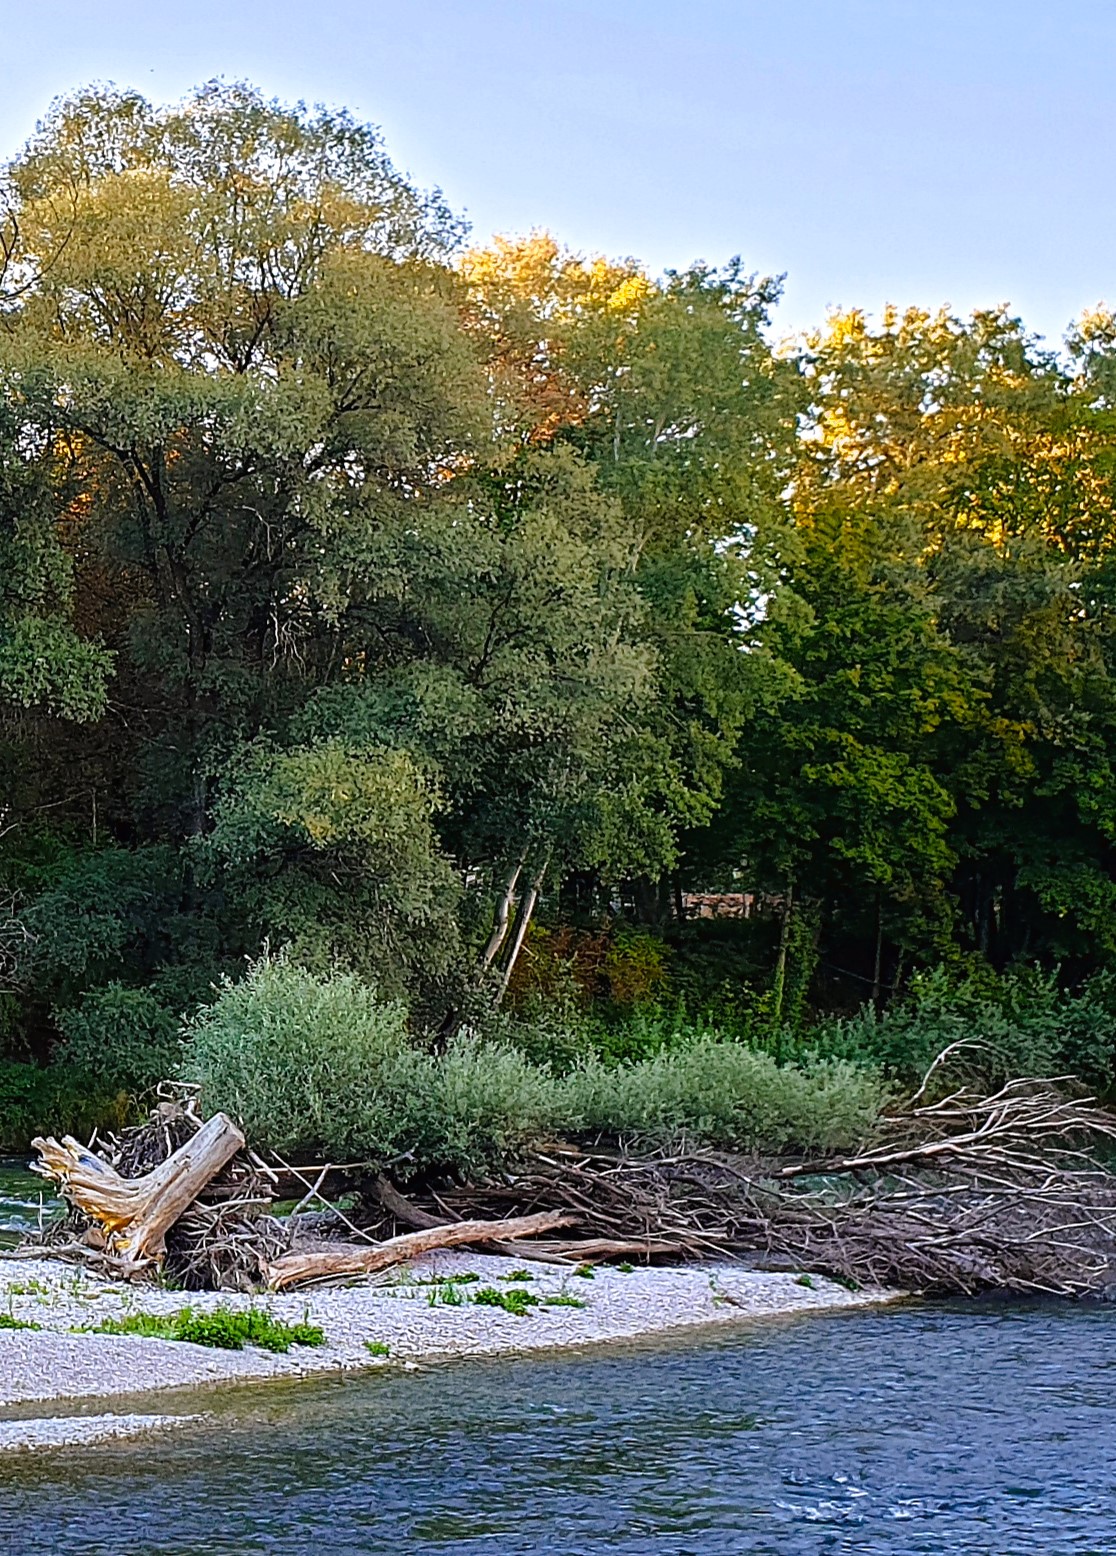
<box><xmin>16</xmin><ymin>1066</ymin><xmax>1116</xmax><ymax>1299</ymax></box>
<box><xmin>22</xmin><ymin>1098</ymin><xmax>571</xmax><ymax>1291</ymax></box>
<box><xmin>376</xmin><ymin>1076</ymin><xmax>1116</xmax><ymax>1298</ymax></box>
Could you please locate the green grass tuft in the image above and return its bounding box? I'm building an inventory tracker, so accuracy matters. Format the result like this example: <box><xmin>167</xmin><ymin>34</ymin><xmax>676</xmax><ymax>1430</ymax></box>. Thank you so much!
<box><xmin>86</xmin><ymin>1305</ymin><xmax>325</xmax><ymax>1354</ymax></box>
<box><xmin>471</xmin><ymin>1285</ymin><xmax>541</xmax><ymax>1317</ymax></box>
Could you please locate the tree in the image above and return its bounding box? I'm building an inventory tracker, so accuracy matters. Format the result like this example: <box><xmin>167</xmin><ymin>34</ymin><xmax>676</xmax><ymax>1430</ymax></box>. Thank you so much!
<box><xmin>463</xmin><ymin>238</ymin><xmax>800</xmax><ymax>910</ymax></box>
<box><xmin>0</xmin><ymin>87</ymin><xmax>668</xmax><ymax>1023</ymax></box>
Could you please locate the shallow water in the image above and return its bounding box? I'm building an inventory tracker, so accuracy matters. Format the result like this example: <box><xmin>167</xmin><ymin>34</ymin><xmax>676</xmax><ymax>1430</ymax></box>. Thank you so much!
<box><xmin>0</xmin><ymin>1158</ymin><xmax>45</xmax><ymax>1245</ymax></box>
<box><xmin>2</xmin><ymin>1300</ymin><xmax>1115</xmax><ymax>1554</ymax></box>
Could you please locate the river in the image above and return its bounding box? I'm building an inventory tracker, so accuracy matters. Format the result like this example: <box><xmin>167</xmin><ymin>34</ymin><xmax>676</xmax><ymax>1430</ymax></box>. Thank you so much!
<box><xmin>0</xmin><ymin>1157</ymin><xmax>46</xmax><ymax>1247</ymax></box>
<box><xmin>1</xmin><ymin>1299</ymin><xmax>1115</xmax><ymax>1554</ymax></box>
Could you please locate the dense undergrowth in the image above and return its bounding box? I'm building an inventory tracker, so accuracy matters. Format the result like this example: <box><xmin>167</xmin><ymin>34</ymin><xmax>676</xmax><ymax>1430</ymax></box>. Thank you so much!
<box><xmin>5</xmin><ymin>951</ymin><xmax>1115</xmax><ymax>1161</ymax></box>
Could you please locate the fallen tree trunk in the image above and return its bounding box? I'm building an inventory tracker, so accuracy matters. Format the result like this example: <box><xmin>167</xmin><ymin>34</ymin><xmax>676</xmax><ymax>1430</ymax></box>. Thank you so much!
<box><xmin>371</xmin><ymin>1176</ymin><xmax>675</xmax><ymax>1262</ymax></box>
<box><xmin>264</xmin><ymin>1209</ymin><xmax>576</xmax><ymax>1290</ymax></box>
<box><xmin>30</xmin><ymin>1112</ymin><xmax>245</xmax><ymax>1271</ymax></box>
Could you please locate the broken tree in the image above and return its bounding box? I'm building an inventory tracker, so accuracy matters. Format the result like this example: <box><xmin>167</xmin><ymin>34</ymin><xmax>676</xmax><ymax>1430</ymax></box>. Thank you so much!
<box><xmin>26</xmin><ymin>1105</ymin><xmax>576</xmax><ymax>1290</ymax></box>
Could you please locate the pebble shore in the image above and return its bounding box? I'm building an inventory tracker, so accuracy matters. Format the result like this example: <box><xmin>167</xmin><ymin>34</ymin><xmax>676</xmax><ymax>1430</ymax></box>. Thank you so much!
<box><xmin>0</xmin><ymin>1250</ymin><xmax>900</xmax><ymax>1451</ymax></box>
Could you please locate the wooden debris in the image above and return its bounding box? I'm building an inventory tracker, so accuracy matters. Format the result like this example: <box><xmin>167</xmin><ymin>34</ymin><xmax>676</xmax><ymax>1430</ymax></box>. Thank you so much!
<box><xmin>30</xmin><ymin>1112</ymin><xmax>245</xmax><ymax>1272</ymax></box>
<box><xmin>263</xmin><ymin>1210</ymin><xmax>576</xmax><ymax>1289</ymax></box>
<box><xmin>376</xmin><ymin>1077</ymin><xmax>1116</xmax><ymax>1296</ymax></box>
<box><xmin>20</xmin><ymin>1054</ymin><xmax>1116</xmax><ymax>1299</ymax></box>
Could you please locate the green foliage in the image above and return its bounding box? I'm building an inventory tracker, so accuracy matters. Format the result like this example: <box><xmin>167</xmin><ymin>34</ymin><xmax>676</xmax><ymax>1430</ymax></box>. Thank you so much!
<box><xmin>87</xmin><ymin>1306</ymin><xmax>325</xmax><ymax>1353</ymax></box>
<box><xmin>201</xmin><ymin>743</ymin><xmax>462</xmax><ymax>996</ymax></box>
<box><xmin>185</xmin><ymin>955</ymin><xmax>551</xmax><ymax>1173</ymax></box>
<box><xmin>6</xmin><ymin>78</ymin><xmax>1116</xmax><ymax>1110</ymax></box>
<box><xmin>0</xmin><ymin>617</ymin><xmax>112</xmax><ymax>722</ymax></box>
<box><xmin>0</xmin><ymin>1313</ymin><xmax>42</xmax><ymax>1330</ymax></box>
<box><xmin>184</xmin><ymin>955</ymin><xmax>416</xmax><ymax>1160</ymax></box>
<box><xmin>364</xmin><ymin>1339</ymin><xmax>391</xmax><ymax>1356</ymax></box>
<box><xmin>184</xmin><ymin>955</ymin><xmax>885</xmax><ymax>1168</ymax></box>
<box><xmin>557</xmin><ymin>1039</ymin><xmax>885</xmax><ymax>1154</ymax></box>
<box><xmin>472</xmin><ymin>1285</ymin><xmax>541</xmax><ymax>1317</ymax></box>
<box><xmin>0</xmin><ymin>1060</ymin><xmax>134</xmax><ymax>1150</ymax></box>
<box><xmin>426</xmin><ymin>1279</ymin><xmax>463</xmax><ymax>1307</ymax></box>
<box><xmin>54</xmin><ymin>985</ymin><xmax>181</xmax><ymax>1090</ymax></box>
<box><xmin>817</xmin><ymin>966</ymin><xmax>1116</xmax><ymax>1091</ymax></box>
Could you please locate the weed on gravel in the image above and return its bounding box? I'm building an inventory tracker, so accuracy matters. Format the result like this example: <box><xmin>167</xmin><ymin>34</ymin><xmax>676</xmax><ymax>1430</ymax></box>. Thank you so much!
<box><xmin>81</xmin><ymin>1306</ymin><xmax>325</xmax><ymax>1354</ymax></box>
<box><xmin>472</xmin><ymin>1286</ymin><xmax>541</xmax><ymax>1317</ymax></box>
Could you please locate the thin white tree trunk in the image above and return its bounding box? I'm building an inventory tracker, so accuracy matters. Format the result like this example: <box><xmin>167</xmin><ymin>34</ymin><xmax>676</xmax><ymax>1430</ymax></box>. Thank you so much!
<box><xmin>480</xmin><ymin>857</ymin><xmax>525</xmax><ymax>972</ymax></box>
<box><xmin>495</xmin><ymin>860</ymin><xmax>548</xmax><ymax>1005</ymax></box>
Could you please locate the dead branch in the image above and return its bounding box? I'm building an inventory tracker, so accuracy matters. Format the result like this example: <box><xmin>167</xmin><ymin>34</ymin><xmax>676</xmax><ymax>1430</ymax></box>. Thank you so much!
<box><xmin>263</xmin><ymin>1210</ymin><xmax>576</xmax><ymax>1290</ymax></box>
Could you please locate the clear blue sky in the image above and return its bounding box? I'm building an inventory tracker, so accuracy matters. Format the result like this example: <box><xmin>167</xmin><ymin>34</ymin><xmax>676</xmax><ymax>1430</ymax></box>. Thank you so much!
<box><xmin>2</xmin><ymin>0</ymin><xmax>1112</xmax><ymax>347</ymax></box>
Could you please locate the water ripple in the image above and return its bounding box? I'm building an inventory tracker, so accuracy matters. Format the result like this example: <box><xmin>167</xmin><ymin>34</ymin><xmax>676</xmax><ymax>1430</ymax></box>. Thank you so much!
<box><xmin>2</xmin><ymin>1300</ymin><xmax>1116</xmax><ymax>1553</ymax></box>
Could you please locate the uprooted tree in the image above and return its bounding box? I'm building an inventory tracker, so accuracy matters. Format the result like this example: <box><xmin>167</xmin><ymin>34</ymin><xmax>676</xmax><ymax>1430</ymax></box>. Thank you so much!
<box><xmin>25</xmin><ymin>1103</ymin><xmax>575</xmax><ymax>1291</ymax></box>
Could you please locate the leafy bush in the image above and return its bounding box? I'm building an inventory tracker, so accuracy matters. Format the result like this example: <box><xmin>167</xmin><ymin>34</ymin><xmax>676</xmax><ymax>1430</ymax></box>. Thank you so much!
<box><xmin>427</xmin><ymin>1033</ymin><xmax>553</xmax><ymax>1171</ymax></box>
<box><xmin>814</xmin><ymin>966</ymin><xmax>1116</xmax><ymax>1091</ymax></box>
<box><xmin>507</xmin><ymin>924</ymin><xmax>669</xmax><ymax>1010</ymax></box>
<box><xmin>54</xmin><ymin>984</ymin><xmax>182</xmax><ymax>1090</ymax></box>
<box><xmin>185</xmin><ymin>954</ymin><xmax>420</xmax><ymax>1161</ymax></box>
<box><xmin>187</xmin><ymin>956</ymin><xmax>553</xmax><ymax>1175</ymax></box>
<box><xmin>557</xmin><ymin>1039</ymin><xmax>884</xmax><ymax>1154</ymax></box>
<box><xmin>185</xmin><ymin>955</ymin><xmax>887</xmax><ymax>1172</ymax></box>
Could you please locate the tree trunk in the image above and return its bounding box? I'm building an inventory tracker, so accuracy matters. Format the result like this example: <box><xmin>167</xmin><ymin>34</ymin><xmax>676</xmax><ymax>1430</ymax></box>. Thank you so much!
<box><xmin>872</xmin><ymin>894</ymin><xmax>884</xmax><ymax>1007</ymax></box>
<box><xmin>495</xmin><ymin>859</ymin><xmax>547</xmax><ymax>1006</ymax></box>
<box><xmin>480</xmin><ymin>857</ymin><xmax>525</xmax><ymax>972</ymax></box>
<box><xmin>264</xmin><ymin>1209</ymin><xmax>575</xmax><ymax>1290</ymax></box>
<box><xmin>31</xmin><ymin>1112</ymin><xmax>245</xmax><ymax>1271</ymax></box>
<box><xmin>771</xmin><ymin>879</ymin><xmax>795</xmax><ymax>1024</ymax></box>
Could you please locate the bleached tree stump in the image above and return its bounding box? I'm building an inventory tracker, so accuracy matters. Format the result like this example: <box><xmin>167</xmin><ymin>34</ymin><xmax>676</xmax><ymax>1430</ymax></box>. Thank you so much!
<box><xmin>31</xmin><ymin>1111</ymin><xmax>245</xmax><ymax>1270</ymax></box>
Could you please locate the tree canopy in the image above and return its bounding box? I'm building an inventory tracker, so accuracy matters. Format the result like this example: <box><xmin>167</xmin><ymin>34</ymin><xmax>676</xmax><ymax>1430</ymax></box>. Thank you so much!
<box><xmin>4</xmin><ymin>82</ymin><xmax>1116</xmax><ymax>1089</ymax></box>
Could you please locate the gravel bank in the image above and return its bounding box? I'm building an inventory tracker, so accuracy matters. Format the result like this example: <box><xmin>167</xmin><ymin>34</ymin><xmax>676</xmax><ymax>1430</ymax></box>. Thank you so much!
<box><xmin>0</xmin><ymin>1251</ymin><xmax>900</xmax><ymax>1447</ymax></box>
<box><xmin>0</xmin><ymin>1411</ymin><xmax>202</xmax><ymax>1453</ymax></box>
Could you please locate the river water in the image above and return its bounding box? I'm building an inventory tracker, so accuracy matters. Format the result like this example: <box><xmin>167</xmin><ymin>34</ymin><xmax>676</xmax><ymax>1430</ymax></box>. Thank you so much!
<box><xmin>1</xmin><ymin>1300</ymin><xmax>1115</xmax><ymax>1555</ymax></box>
<box><xmin>0</xmin><ymin>1157</ymin><xmax>46</xmax><ymax>1247</ymax></box>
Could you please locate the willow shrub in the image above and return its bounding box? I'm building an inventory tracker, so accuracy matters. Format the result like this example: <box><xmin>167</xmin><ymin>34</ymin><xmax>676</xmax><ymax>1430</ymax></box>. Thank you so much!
<box><xmin>556</xmin><ymin>1041</ymin><xmax>884</xmax><ymax>1155</ymax></box>
<box><xmin>185</xmin><ymin>957</ymin><xmax>885</xmax><ymax>1173</ymax></box>
<box><xmin>183</xmin><ymin>955</ymin><xmax>420</xmax><ymax>1163</ymax></box>
<box><xmin>185</xmin><ymin>956</ymin><xmax>552</xmax><ymax>1175</ymax></box>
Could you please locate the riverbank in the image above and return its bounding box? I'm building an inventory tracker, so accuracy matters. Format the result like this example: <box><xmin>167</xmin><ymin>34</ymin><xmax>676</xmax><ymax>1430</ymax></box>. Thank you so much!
<box><xmin>0</xmin><ymin>1250</ymin><xmax>900</xmax><ymax>1448</ymax></box>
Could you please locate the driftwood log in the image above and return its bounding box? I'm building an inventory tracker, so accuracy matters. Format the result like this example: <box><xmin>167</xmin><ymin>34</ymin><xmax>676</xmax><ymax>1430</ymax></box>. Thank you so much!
<box><xmin>31</xmin><ymin>1112</ymin><xmax>245</xmax><ymax>1272</ymax></box>
<box><xmin>263</xmin><ymin>1211</ymin><xmax>575</xmax><ymax>1289</ymax></box>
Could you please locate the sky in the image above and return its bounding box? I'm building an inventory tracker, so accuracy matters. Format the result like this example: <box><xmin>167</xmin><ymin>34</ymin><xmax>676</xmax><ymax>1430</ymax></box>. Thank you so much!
<box><xmin>1</xmin><ymin>0</ymin><xmax>1112</xmax><ymax>349</ymax></box>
